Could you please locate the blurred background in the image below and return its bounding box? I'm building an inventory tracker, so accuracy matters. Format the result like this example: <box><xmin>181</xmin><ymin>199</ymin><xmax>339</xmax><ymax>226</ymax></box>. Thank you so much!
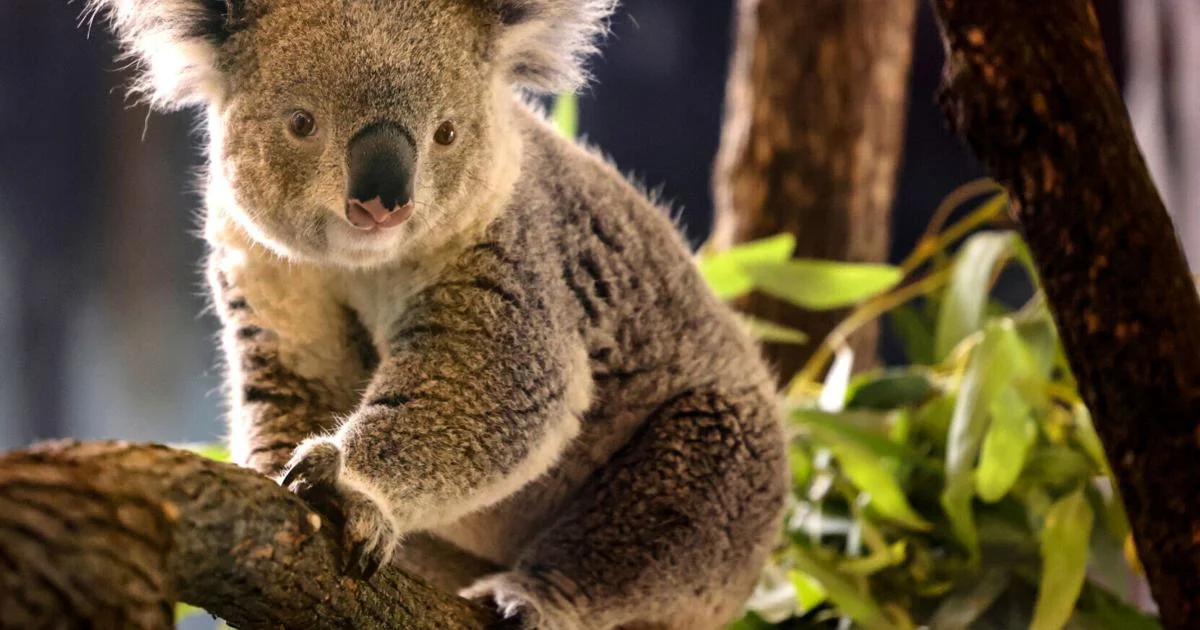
<box><xmin>0</xmin><ymin>0</ymin><xmax>1194</xmax><ymax>450</ymax></box>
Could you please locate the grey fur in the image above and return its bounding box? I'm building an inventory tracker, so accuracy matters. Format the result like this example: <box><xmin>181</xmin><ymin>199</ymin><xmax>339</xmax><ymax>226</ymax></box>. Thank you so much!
<box><xmin>90</xmin><ymin>1</ymin><xmax>788</xmax><ymax>628</ymax></box>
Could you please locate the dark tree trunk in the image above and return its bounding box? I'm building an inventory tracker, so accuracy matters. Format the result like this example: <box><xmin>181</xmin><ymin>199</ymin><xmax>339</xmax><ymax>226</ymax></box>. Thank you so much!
<box><xmin>0</xmin><ymin>441</ymin><xmax>499</xmax><ymax>629</ymax></box>
<box><xmin>712</xmin><ymin>0</ymin><xmax>917</xmax><ymax>381</ymax></box>
<box><xmin>931</xmin><ymin>0</ymin><xmax>1200</xmax><ymax>626</ymax></box>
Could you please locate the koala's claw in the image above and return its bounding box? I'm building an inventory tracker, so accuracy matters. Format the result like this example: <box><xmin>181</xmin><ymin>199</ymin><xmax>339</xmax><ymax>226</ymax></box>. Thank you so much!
<box><xmin>462</xmin><ymin>572</ymin><xmax>583</xmax><ymax>630</ymax></box>
<box><xmin>280</xmin><ymin>441</ymin><xmax>341</xmax><ymax>495</ymax></box>
<box><xmin>280</xmin><ymin>439</ymin><xmax>399</xmax><ymax>581</ymax></box>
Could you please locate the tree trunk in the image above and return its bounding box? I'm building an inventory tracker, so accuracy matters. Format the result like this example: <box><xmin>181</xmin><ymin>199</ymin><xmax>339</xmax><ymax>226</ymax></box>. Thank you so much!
<box><xmin>712</xmin><ymin>0</ymin><xmax>917</xmax><ymax>381</ymax></box>
<box><xmin>0</xmin><ymin>441</ymin><xmax>500</xmax><ymax>629</ymax></box>
<box><xmin>931</xmin><ymin>1</ymin><xmax>1200</xmax><ymax>626</ymax></box>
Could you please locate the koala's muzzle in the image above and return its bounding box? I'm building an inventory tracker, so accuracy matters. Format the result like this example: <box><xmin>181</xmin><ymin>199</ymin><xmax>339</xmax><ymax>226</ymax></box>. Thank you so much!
<box><xmin>346</xmin><ymin>121</ymin><xmax>417</xmax><ymax>230</ymax></box>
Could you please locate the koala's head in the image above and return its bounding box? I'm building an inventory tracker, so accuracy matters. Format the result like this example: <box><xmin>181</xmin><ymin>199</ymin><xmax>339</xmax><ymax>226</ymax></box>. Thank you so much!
<box><xmin>90</xmin><ymin>0</ymin><xmax>615</xmax><ymax>267</ymax></box>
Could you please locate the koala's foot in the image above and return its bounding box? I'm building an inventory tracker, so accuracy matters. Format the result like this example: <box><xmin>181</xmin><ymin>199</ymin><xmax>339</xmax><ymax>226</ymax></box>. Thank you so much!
<box><xmin>280</xmin><ymin>439</ymin><xmax>400</xmax><ymax>580</ymax></box>
<box><xmin>461</xmin><ymin>571</ymin><xmax>585</xmax><ymax>630</ymax></box>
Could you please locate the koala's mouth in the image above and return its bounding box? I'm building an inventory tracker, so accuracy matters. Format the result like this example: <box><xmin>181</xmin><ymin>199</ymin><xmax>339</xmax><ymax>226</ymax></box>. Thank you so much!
<box><xmin>345</xmin><ymin>197</ymin><xmax>415</xmax><ymax>231</ymax></box>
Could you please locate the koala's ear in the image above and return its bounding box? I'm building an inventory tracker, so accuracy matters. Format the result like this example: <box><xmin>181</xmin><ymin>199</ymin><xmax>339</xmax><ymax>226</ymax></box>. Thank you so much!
<box><xmin>86</xmin><ymin>0</ymin><xmax>255</xmax><ymax>109</ymax></box>
<box><xmin>489</xmin><ymin>0</ymin><xmax>617</xmax><ymax>94</ymax></box>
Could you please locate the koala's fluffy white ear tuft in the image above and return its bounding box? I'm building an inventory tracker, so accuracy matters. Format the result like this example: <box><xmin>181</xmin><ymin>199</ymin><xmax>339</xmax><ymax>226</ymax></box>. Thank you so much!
<box><xmin>491</xmin><ymin>0</ymin><xmax>618</xmax><ymax>94</ymax></box>
<box><xmin>85</xmin><ymin>0</ymin><xmax>251</xmax><ymax>110</ymax></box>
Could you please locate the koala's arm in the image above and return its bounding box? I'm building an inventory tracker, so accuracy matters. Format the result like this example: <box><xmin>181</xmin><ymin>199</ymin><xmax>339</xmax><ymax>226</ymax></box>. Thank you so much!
<box><xmin>208</xmin><ymin>242</ymin><xmax>374</xmax><ymax>476</ymax></box>
<box><xmin>283</xmin><ymin>246</ymin><xmax>589</xmax><ymax>573</ymax></box>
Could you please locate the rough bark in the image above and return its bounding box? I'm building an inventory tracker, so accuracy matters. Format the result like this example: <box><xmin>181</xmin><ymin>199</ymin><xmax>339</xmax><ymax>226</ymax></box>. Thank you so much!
<box><xmin>0</xmin><ymin>441</ymin><xmax>500</xmax><ymax>630</ymax></box>
<box><xmin>712</xmin><ymin>0</ymin><xmax>917</xmax><ymax>381</ymax></box>
<box><xmin>931</xmin><ymin>0</ymin><xmax>1200</xmax><ymax>626</ymax></box>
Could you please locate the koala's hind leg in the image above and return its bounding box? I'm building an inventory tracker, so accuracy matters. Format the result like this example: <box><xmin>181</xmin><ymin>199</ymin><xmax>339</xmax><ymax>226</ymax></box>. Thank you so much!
<box><xmin>462</xmin><ymin>387</ymin><xmax>788</xmax><ymax>630</ymax></box>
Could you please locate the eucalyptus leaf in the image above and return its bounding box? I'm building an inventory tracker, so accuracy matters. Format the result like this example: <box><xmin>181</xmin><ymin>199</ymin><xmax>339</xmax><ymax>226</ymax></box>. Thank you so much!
<box><xmin>551</xmin><ymin>93</ymin><xmax>578</xmax><ymax>138</ymax></box>
<box><xmin>788</xmin><ymin>570</ymin><xmax>829</xmax><ymax>613</ymax></box>
<box><xmin>792</xmin><ymin>409</ymin><xmax>910</xmax><ymax>461</ymax></box>
<box><xmin>744</xmin><ymin>260</ymin><xmax>903</xmax><ymax>311</ymax></box>
<box><xmin>721</xmin><ymin>234</ymin><xmax>798</xmax><ymax>266</ymax></box>
<box><xmin>789</xmin><ymin>546</ymin><xmax>898</xmax><ymax>630</ymax></box>
<box><xmin>976</xmin><ymin>387</ymin><xmax>1036</xmax><ymax>503</ymax></box>
<box><xmin>827</xmin><ymin>439</ymin><xmax>930</xmax><ymax>531</ymax></box>
<box><xmin>929</xmin><ymin>568</ymin><xmax>1011</xmax><ymax>630</ymax></box>
<box><xmin>846</xmin><ymin>370</ymin><xmax>935</xmax><ymax>411</ymax></box>
<box><xmin>176</xmin><ymin>603</ymin><xmax>206</xmax><ymax>622</ymax></box>
<box><xmin>888</xmin><ymin>304</ymin><xmax>936</xmax><ymax>365</ymax></box>
<box><xmin>698</xmin><ymin>256</ymin><xmax>755</xmax><ymax>300</ymax></box>
<box><xmin>1021</xmin><ymin>447</ymin><xmax>1095</xmax><ymax>491</ymax></box>
<box><xmin>942</xmin><ymin>319</ymin><xmax>1033</xmax><ymax>551</ymax></box>
<box><xmin>740</xmin><ymin>315</ymin><xmax>809</xmax><ymax>345</ymax></box>
<box><xmin>1070</xmin><ymin>582</ymin><xmax>1162</xmax><ymax>630</ymax></box>
<box><xmin>726</xmin><ymin>611</ymin><xmax>776</xmax><ymax>630</ymax></box>
<box><xmin>934</xmin><ymin>231</ymin><xmax>1018</xmax><ymax>360</ymax></box>
<box><xmin>838</xmin><ymin>541</ymin><xmax>908</xmax><ymax>576</ymax></box>
<box><xmin>177</xmin><ymin>443</ymin><xmax>231</xmax><ymax>463</ymax></box>
<box><xmin>697</xmin><ymin>235</ymin><xmax>797</xmax><ymax>300</ymax></box>
<box><xmin>941</xmin><ymin>475</ymin><xmax>979</xmax><ymax>559</ymax></box>
<box><xmin>1031</xmin><ymin>489</ymin><xmax>1094</xmax><ymax>630</ymax></box>
<box><xmin>791</xmin><ymin>411</ymin><xmax>927</xmax><ymax>530</ymax></box>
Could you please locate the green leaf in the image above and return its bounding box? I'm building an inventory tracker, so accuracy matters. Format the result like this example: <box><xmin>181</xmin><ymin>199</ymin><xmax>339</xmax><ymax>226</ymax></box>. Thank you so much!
<box><xmin>176</xmin><ymin>603</ymin><xmax>206</xmax><ymax>622</ymax></box>
<box><xmin>941</xmin><ymin>319</ymin><xmax>1030</xmax><ymax>554</ymax></box>
<box><xmin>740</xmin><ymin>315</ymin><xmax>808</xmax><ymax>344</ymax></box>
<box><xmin>744</xmin><ymin>259</ymin><xmax>903</xmax><ymax>310</ymax></box>
<box><xmin>725</xmin><ymin>611</ymin><xmax>775</xmax><ymax>630</ymax></box>
<box><xmin>790</xmin><ymin>444</ymin><xmax>814</xmax><ymax>489</ymax></box>
<box><xmin>928</xmin><ymin>568</ymin><xmax>1012</xmax><ymax>630</ymax></box>
<box><xmin>789</xmin><ymin>546</ymin><xmax>898</xmax><ymax>630</ymax></box>
<box><xmin>720</xmin><ymin>234</ymin><xmax>797</xmax><ymax>266</ymax></box>
<box><xmin>975</xmin><ymin>387</ymin><xmax>1036</xmax><ymax>502</ymax></box>
<box><xmin>934</xmin><ymin>231</ymin><xmax>1018</xmax><ymax>360</ymax></box>
<box><xmin>1020</xmin><ymin>447</ymin><xmax>1095</xmax><ymax>491</ymax></box>
<box><xmin>177</xmin><ymin>443</ymin><xmax>231</xmax><ymax>463</ymax></box>
<box><xmin>914</xmin><ymin>394</ymin><xmax>956</xmax><ymax>450</ymax></box>
<box><xmin>787</xmin><ymin>569</ymin><xmax>829</xmax><ymax>613</ymax></box>
<box><xmin>792</xmin><ymin>409</ymin><xmax>910</xmax><ymax>461</ymax></box>
<box><xmin>1071</xmin><ymin>583</ymin><xmax>1163</xmax><ymax>630</ymax></box>
<box><xmin>940</xmin><ymin>475</ymin><xmax>979</xmax><ymax>559</ymax></box>
<box><xmin>830</xmin><ymin>440</ymin><xmax>929</xmax><ymax>531</ymax></box>
<box><xmin>888</xmin><ymin>304</ymin><xmax>935</xmax><ymax>365</ymax></box>
<box><xmin>1070</xmin><ymin>403</ymin><xmax>1109</xmax><ymax>475</ymax></box>
<box><xmin>1031</xmin><ymin>489</ymin><xmax>1094</xmax><ymax>630</ymax></box>
<box><xmin>846</xmin><ymin>369</ymin><xmax>935</xmax><ymax>411</ymax></box>
<box><xmin>838</xmin><ymin>541</ymin><xmax>907</xmax><ymax>576</ymax></box>
<box><xmin>698</xmin><ymin>256</ymin><xmax>755</xmax><ymax>300</ymax></box>
<box><xmin>697</xmin><ymin>235</ymin><xmax>797</xmax><ymax>300</ymax></box>
<box><xmin>793</xmin><ymin>409</ymin><xmax>927</xmax><ymax>530</ymax></box>
<box><xmin>551</xmin><ymin>93</ymin><xmax>578</xmax><ymax>138</ymax></box>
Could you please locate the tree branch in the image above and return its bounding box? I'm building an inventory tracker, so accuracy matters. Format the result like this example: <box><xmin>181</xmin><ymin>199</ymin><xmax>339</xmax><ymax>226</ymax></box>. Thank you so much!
<box><xmin>712</xmin><ymin>0</ymin><xmax>917</xmax><ymax>380</ymax></box>
<box><xmin>0</xmin><ymin>441</ymin><xmax>500</xmax><ymax>629</ymax></box>
<box><xmin>931</xmin><ymin>0</ymin><xmax>1200</xmax><ymax>626</ymax></box>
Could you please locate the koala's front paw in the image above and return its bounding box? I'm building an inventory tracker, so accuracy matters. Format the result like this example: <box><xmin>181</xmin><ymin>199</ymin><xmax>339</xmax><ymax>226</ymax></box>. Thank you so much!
<box><xmin>461</xmin><ymin>572</ymin><xmax>584</xmax><ymax>630</ymax></box>
<box><xmin>280</xmin><ymin>439</ymin><xmax>399</xmax><ymax>580</ymax></box>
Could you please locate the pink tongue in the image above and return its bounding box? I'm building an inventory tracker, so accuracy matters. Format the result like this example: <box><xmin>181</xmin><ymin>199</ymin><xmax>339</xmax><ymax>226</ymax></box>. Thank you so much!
<box><xmin>346</xmin><ymin>203</ymin><xmax>377</xmax><ymax>229</ymax></box>
<box><xmin>375</xmin><ymin>203</ymin><xmax>414</xmax><ymax>228</ymax></box>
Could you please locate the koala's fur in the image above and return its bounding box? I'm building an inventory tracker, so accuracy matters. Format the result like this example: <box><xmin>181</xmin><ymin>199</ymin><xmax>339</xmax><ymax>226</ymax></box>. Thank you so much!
<box><xmin>90</xmin><ymin>1</ymin><xmax>788</xmax><ymax>628</ymax></box>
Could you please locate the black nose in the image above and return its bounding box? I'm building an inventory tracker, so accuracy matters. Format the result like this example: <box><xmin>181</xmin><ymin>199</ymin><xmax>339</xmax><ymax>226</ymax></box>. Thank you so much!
<box><xmin>347</xmin><ymin>121</ymin><xmax>417</xmax><ymax>210</ymax></box>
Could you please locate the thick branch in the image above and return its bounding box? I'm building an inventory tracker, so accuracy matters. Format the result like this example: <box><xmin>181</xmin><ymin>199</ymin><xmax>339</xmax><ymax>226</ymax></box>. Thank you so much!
<box><xmin>931</xmin><ymin>0</ymin><xmax>1200</xmax><ymax>626</ymax></box>
<box><xmin>0</xmin><ymin>441</ymin><xmax>499</xmax><ymax>629</ymax></box>
<box><xmin>712</xmin><ymin>0</ymin><xmax>916</xmax><ymax>380</ymax></box>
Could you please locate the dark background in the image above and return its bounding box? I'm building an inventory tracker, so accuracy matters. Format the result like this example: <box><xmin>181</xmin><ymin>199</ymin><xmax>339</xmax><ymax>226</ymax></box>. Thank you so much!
<box><xmin>0</xmin><ymin>1</ymin><xmax>1145</xmax><ymax>448</ymax></box>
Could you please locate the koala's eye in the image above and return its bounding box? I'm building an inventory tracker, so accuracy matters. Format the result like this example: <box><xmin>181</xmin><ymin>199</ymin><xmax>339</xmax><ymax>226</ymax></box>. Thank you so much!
<box><xmin>434</xmin><ymin>121</ymin><xmax>457</xmax><ymax>146</ymax></box>
<box><xmin>287</xmin><ymin>110</ymin><xmax>318</xmax><ymax>138</ymax></box>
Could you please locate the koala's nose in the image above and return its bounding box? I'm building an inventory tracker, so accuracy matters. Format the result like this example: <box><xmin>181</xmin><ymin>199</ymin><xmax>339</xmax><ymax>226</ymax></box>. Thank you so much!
<box><xmin>346</xmin><ymin>121</ymin><xmax>417</xmax><ymax>229</ymax></box>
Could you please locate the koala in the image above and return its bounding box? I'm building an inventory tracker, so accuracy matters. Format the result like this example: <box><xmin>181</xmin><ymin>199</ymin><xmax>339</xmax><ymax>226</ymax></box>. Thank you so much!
<box><xmin>90</xmin><ymin>1</ymin><xmax>788</xmax><ymax>628</ymax></box>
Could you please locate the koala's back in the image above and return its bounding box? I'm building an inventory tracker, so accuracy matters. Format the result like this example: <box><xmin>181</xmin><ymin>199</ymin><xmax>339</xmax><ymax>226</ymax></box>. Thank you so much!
<box><xmin>427</xmin><ymin>105</ymin><xmax>783</xmax><ymax>574</ymax></box>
